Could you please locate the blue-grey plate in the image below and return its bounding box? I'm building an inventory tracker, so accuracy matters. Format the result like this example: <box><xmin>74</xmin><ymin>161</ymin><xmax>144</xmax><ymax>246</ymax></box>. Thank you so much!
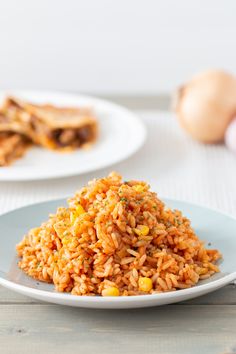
<box><xmin>0</xmin><ymin>198</ymin><xmax>235</xmax><ymax>309</ymax></box>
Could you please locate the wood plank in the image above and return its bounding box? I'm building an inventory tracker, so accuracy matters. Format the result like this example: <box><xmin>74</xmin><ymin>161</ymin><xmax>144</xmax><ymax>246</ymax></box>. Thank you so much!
<box><xmin>0</xmin><ymin>304</ymin><xmax>236</xmax><ymax>354</ymax></box>
<box><xmin>182</xmin><ymin>283</ymin><xmax>236</xmax><ymax>305</ymax></box>
<box><xmin>0</xmin><ymin>284</ymin><xmax>235</xmax><ymax>305</ymax></box>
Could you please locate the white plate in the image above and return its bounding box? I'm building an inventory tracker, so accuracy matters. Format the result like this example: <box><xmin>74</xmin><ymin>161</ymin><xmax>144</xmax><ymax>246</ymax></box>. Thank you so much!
<box><xmin>0</xmin><ymin>91</ymin><xmax>146</xmax><ymax>181</ymax></box>
<box><xmin>0</xmin><ymin>197</ymin><xmax>235</xmax><ymax>309</ymax></box>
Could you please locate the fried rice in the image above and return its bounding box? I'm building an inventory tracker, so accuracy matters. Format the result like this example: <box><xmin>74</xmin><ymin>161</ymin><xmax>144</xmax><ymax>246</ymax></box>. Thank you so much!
<box><xmin>16</xmin><ymin>172</ymin><xmax>221</xmax><ymax>296</ymax></box>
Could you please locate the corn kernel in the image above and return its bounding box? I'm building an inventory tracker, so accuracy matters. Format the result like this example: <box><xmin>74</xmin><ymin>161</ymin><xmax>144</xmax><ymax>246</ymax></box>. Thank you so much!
<box><xmin>132</xmin><ymin>184</ymin><xmax>145</xmax><ymax>192</ymax></box>
<box><xmin>138</xmin><ymin>277</ymin><xmax>153</xmax><ymax>292</ymax></box>
<box><xmin>133</xmin><ymin>225</ymin><xmax>149</xmax><ymax>236</ymax></box>
<box><xmin>70</xmin><ymin>204</ymin><xmax>86</xmax><ymax>224</ymax></box>
<box><xmin>102</xmin><ymin>287</ymin><xmax>120</xmax><ymax>297</ymax></box>
<box><xmin>62</xmin><ymin>236</ymin><xmax>71</xmax><ymax>245</ymax></box>
<box><xmin>76</xmin><ymin>204</ymin><xmax>86</xmax><ymax>215</ymax></box>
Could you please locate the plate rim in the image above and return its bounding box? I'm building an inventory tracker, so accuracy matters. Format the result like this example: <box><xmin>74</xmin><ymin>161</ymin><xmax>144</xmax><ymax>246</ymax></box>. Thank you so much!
<box><xmin>0</xmin><ymin>90</ymin><xmax>147</xmax><ymax>181</ymax></box>
<box><xmin>0</xmin><ymin>197</ymin><xmax>235</xmax><ymax>306</ymax></box>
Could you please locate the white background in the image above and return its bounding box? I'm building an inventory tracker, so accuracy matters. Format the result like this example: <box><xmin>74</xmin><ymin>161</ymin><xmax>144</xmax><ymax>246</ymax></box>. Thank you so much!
<box><xmin>0</xmin><ymin>0</ymin><xmax>235</xmax><ymax>94</ymax></box>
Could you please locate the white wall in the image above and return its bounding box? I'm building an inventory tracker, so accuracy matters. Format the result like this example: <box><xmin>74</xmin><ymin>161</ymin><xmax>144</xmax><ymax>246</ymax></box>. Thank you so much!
<box><xmin>0</xmin><ymin>0</ymin><xmax>235</xmax><ymax>94</ymax></box>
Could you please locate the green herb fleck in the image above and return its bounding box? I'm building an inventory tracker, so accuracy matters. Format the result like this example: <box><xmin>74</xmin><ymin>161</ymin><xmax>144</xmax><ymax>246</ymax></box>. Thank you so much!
<box><xmin>120</xmin><ymin>197</ymin><xmax>128</xmax><ymax>202</ymax></box>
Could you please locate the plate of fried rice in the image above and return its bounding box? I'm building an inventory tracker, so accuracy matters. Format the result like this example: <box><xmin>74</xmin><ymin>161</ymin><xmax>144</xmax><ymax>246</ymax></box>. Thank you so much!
<box><xmin>0</xmin><ymin>172</ymin><xmax>235</xmax><ymax>308</ymax></box>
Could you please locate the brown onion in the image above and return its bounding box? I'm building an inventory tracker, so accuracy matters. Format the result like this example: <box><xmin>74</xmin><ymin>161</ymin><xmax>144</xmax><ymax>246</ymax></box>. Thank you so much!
<box><xmin>175</xmin><ymin>70</ymin><xmax>236</xmax><ymax>143</ymax></box>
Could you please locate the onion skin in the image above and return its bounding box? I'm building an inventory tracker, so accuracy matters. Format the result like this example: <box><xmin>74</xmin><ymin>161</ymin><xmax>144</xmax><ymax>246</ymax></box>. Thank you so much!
<box><xmin>175</xmin><ymin>70</ymin><xmax>236</xmax><ymax>143</ymax></box>
<box><xmin>225</xmin><ymin>117</ymin><xmax>236</xmax><ymax>153</ymax></box>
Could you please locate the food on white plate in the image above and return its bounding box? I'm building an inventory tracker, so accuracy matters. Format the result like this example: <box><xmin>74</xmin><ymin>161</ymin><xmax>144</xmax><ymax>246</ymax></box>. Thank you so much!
<box><xmin>175</xmin><ymin>70</ymin><xmax>236</xmax><ymax>143</ymax></box>
<box><xmin>0</xmin><ymin>131</ymin><xmax>31</xmax><ymax>166</ymax></box>
<box><xmin>1</xmin><ymin>97</ymin><xmax>98</xmax><ymax>150</ymax></box>
<box><xmin>16</xmin><ymin>172</ymin><xmax>221</xmax><ymax>296</ymax></box>
<box><xmin>0</xmin><ymin>96</ymin><xmax>98</xmax><ymax>166</ymax></box>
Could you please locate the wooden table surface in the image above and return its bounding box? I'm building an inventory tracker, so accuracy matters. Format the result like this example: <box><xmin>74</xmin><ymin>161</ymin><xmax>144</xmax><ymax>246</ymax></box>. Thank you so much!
<box><xmin>0</xmin><ymin>96</ymin><xmax>236</xmax><ymax>354</ymax></box>
<box><xmin>0</xmin><ymin>284</ymin><xmax>236</xmax><ymax>354</ymax></box>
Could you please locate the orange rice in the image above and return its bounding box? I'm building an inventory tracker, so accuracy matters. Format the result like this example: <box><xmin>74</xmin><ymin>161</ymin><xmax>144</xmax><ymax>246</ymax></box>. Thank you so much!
<box><xmin>16</xmin><ymin>172</ymin><xmax>221</xmax><ymax>296</ymax></box>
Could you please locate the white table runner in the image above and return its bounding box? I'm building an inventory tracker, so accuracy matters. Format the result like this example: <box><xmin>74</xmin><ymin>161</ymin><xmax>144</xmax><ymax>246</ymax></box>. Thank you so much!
<box><xmin>0</xmin><ymin>111</ymin><xmax>235</xmax><ymax>217</ymax></box>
